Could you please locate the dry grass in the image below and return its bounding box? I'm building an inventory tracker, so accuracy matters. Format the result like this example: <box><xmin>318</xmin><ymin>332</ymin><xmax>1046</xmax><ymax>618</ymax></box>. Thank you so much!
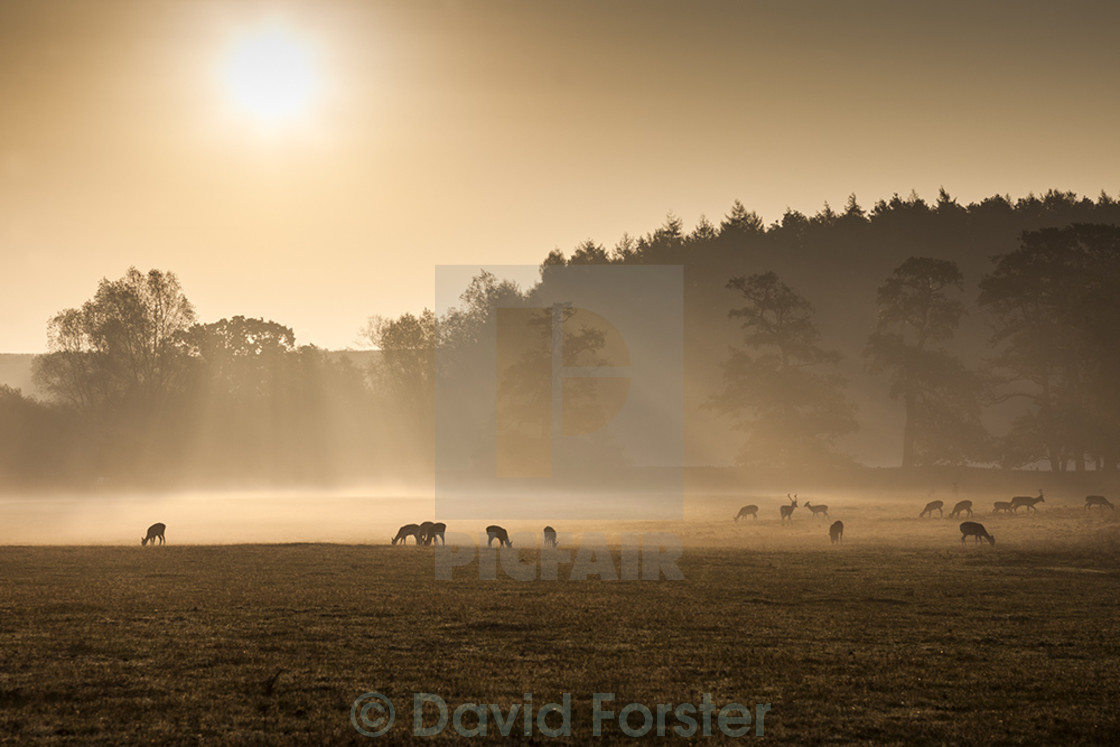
<box><xmin>2</xmin><ymin>499</ymin><xmax>1120</xmax><ymax>744</ymax></box>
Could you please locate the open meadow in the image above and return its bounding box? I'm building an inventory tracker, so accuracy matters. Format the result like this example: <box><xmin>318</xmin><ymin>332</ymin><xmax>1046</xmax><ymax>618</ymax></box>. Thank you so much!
<box><xmin>2</xmin><ymin>490</ymin><xmax>1120</xmax><ymax>744</ymax></box>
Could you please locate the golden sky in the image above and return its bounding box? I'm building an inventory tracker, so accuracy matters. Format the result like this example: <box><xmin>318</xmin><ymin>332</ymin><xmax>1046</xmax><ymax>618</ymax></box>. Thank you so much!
<box><xmin>1</xmin><ymin>0</ymin><xmax>1118</xmax><ymax>352</ymax></box>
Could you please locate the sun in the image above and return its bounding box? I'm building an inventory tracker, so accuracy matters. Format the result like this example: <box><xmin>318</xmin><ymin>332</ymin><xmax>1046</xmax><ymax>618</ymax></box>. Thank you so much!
<box><xmin>221</xmin><ymin>24</ymin><xmax>319</xmax><ymax>126</ymax></box>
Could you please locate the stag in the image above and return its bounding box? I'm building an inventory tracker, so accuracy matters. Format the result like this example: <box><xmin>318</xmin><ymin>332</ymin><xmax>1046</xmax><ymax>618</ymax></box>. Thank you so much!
<box><xmin>829</xmin><ymin>520</ymin><xmax>844</xmax><ymax>544</ymax></box>
<box><xmin>734</xmin><ymin>505</ymin><xmax>759</xmax><ymax>522</ymax></box>
<box><xmin>392</xmin><ymin>523</ymin><xmax>422</xmax><ymax>546</ymax></box>
<box><xmin>919</xmin><ymin>500</ymin><xmax>944</xmax><ymax>518</ymax></box>
<box><xmin>960</xmin><ymin>521</ymin><xmax>995</xmax><ymax>546</ymax></box>
<box><xmin>1010</xmin><ymin>490</ymin><xmax>1044</xmax><ymax>514</ymax></box>
<box><xmin>1085</xmin><ymin>495</ymin><xmax>1115</xmax><ymax>511</ymax></box>
<box><xmin>486</xmin><ymin>525</ymin><xmax>512</xmax><ymax>548</ymax></box>
<box><xmin>543</xmin><ymin>525</ymin><xmax>557</xmax><ymax>547</ymax></box>
<box><xmin>992</xmin><ymin>501</ymin><xmax>1014</xmax><ymax>515</ymax></box>
<box><xmin>780</xmin><ymin>494</ymin><xmax>798</xmax><ymax>524</ymax></box>
<box><xmin>804</xmin><ymin>500</ymin><xmax>830</xmax><ymax>520</ymax></box>
<box><xmin>141</xmin><ymin>523</ymin><xmax>166</xmax><ymax>546</ymax></box>
<box><xmin>948</xmin><ymin>500</ymin><xmax>973</xmax><ymax>519</ymax></box>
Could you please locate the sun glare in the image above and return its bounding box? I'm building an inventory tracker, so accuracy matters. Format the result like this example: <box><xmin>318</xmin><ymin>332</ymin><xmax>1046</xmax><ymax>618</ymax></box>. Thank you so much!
<box><xmin>221</xmin><ymin>25</ymin><xmax>319</xmax><ymax>126</ymax></box>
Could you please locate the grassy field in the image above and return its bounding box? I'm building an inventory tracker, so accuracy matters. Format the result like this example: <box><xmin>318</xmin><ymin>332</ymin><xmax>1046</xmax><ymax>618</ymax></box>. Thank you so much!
<box><xmin>2</xmin><ymin>498</ymin><xmax>1120</xmax><ymax>744</ymax></box>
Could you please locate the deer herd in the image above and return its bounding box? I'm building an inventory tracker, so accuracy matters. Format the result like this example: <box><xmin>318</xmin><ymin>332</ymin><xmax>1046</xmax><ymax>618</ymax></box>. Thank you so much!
<box><xmin>727</xmin><ymin>488</ymin><xmax>1113</xmax><ymax>549</ymax></box>
<box><xmin>137</xmin><ymin>490</ymin><xmax>1112</xmax><ymax>549</ymax></box>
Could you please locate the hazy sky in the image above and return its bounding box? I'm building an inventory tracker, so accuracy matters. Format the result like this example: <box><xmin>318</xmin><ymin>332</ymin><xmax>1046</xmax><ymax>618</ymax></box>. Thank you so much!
<box><xmin>2</xmin><ymin>0</ymin><xmax>1118</xmax><ymax>353</ymax></box>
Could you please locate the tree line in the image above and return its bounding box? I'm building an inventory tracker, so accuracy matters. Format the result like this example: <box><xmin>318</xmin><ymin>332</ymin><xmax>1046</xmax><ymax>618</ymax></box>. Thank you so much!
<box><xmin>2</xmin><ymin>189</ymin><xmax>1119</xmax><ymax>489</ymax></box>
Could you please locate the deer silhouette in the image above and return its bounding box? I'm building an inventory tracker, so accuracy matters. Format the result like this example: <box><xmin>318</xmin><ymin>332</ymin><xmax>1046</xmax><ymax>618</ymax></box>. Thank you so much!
<box><xmin>392</xmin><ymin>523</ymin><xmax>422</xmax><ymax>545</ymax></box>
<box><xmin>734</xmin><ymin>505</ymin><xmax>759</xmax><ymax>521</ymax></box>
<box><xmin>804</xmin><ymin>500</ymin><xmax>830</xmax><ymax>520</ymax></box>
<box><xmin>960</xmin><ymin>521</ymin><xmax>995</xmax><ymax>546</ymax></box>
<box><xmin>141</xmin><ymin>523</ymin><xmax>165</xmax><ymax>546</ymax></box>
<box><xmin>1010</xmin><ymin>490</ymin><xmax>1044</xmax><ymax>514</ymax></box>
<box><xmin>948</xmin><ymin>500</ymin><xmax>973</xmax><ymax>519</ymax></box>
<box><xmin>920</xmin><ymin>500</ymin><xmax>944</xmax><ymax>518</ymax></box>
<box><xmin>486</xmin><ymin>525</ymin><xmax>512</xmax><ymax>548</ymax></box>
<box><xmin>780</xmin><ymin>494</ymin><xmax>798</xmax><ymax>524</ymax></box>
<box><xmin>1085</xmin><ymin>495</ymin><xmax>1114</xmax><ymax>510</ymax></box>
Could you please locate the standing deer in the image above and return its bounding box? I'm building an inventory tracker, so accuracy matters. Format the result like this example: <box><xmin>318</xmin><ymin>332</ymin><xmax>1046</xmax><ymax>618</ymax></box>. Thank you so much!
<box><xmin>829</xmin><ymin>520</ymin><xmax>844</xmax><ymax>544</ymax></box>
<box><xmin>734</xmin><ymin>505</ymin><xmax>759</xmax><ymax>522</ymax></box>
<box><xmin>543</xmin><ymin>525</ymin><xmax>557</xmax><ymax>547</ymax></box>
<box><xmin>920</xmin><ymin>500</ymin><xmax>944</xmax><ymax>518</ymax></box>
<box><xmin>960</xmin><ymin>521</ymin><xmax>995</xmax><ymax>546</ymax></box>
<box><xmin>141</xmin><ymin>523</ymin><xmax>166</xmax><ymax>546</ymax></box>
<box><xmin>1085</xmin><ymin>495</ymin><xmax>1115</xmax><ymax>510</ymax></box>
<box><xmin>418</xmin><ymin>521</ymin><xmax>436</xmax><ymax>545</ymax></box>
<box><xmin>992</xmin><ymin>501</ymin><xmax>1014</xmax><ymax>515</ymax></box>
<box><xmin>392</xmin><ymin>523</ymin><xmax>422</xmax><ymax>545</ymax></box>
<box><xmin>804</xmin><ymin>500</ymin><xmax>830</xmax><ymax>520</ymax></box>
<box><xmin>780</xmin><ymin>494</ymin><xmax>798</xmax><ymax>524</ymax></box>
<box><xmin>486</xmin><ymin>525</ymin><xmax>512</xmax><ymax>548</ymax></box>
<box><xmin>430</xmin><ymin>522</ymin><xmax>446</xmax><ymax>545</ymax></box>
<box><xmin>1010</xmin><ymin>490</ymin><xmax>1044</xmax><ymax>514</ymax></box>
<box><xmin>949</xmin><ymin>500</ymin><xmax>973</xmax><ymax>519</ymax></box>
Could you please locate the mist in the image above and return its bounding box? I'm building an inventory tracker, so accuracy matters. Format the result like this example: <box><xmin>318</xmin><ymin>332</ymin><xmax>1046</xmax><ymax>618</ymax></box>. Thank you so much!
<box><xmin>3</xmin><ymin>196</ymin><xmax>1120</xmax><ymax>546</ymax></box>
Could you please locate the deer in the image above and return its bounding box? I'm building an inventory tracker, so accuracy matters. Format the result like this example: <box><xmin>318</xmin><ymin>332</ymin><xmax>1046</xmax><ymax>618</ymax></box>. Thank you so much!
<box><xmin>141</xmin><ymin>523</ymin><xmax>166</xmax><ymax>546</ymax></box>
<box><xmin>392</xmin><ymin>523</ymin><xmax>422</xmax><ymax>545</ymax></box>
<box><xmin>780</xmin><ymin>494</ymin><xmax>798</xmax><ymax>524</ymax></box>
<box><xmin>829</xmin><ymin>520</ymin><xmax>844</xmax><ymax>544</ymax></box>
<box><xmin>948</xmin><ymin>500</ymin><xmax>973</xmax><ymax>519</ymax></box>
<box><xmin>1085</xmin><ymin>495</ymin><xmax>1115</xmax><ymax>510</ymax></box>
<box><xmin>543</xmin><ymin>525</ymin><xmax>557</xmax><ymax>547</ymax></box>
<box><xmin>486</xmin><ymin>525</ymin><xmax>512</xmax><ymax>548</ymax></box>
<box><xmin>960</xmin><ymin>521</ymin><xmax>995</xmax><ymax>546</ymax></box>
<box><xmin>920</xmin><ymin>500</ymin><xmax>944</xmax><ymax>518</ymax></box>
<box><xmin>418</xmin><ymin>521</ymin><xmax>446</xmax><ymax>546</ymax></box>
<box><xmin>804</xmin><ymin>500</ymin><xmax>830</xmax><ymax>520</ymax></box>
<box><xmin>733</xmin><ymin>505</ymin><xmax>759</xmax><ymax>522</ymax></box>
<box><xmin>1010</xmin><ymin>489</ymin><xmax>1044</xmax><ymax>514</ymax></box>
<box><xmin>992</xmin><ymin>501</ymin><xmax>1014</xmax><ymax>515</ymax></box>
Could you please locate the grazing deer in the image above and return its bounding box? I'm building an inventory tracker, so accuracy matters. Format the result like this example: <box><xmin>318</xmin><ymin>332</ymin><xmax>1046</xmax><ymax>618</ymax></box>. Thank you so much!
<box><xmin>543</xmin><ymin>525</ymin><xmax>557</xmax><ymax>547</ymax></box>
<box><xmin>960</xmin><ymin>521</ymin><xmax>995</xmax><ymax>546</ymax></box>
<box><xmin>920</xmin><ymin>500</ymin><xmax>944</xmax><ymax>518</ymax></box>
<box><xmin>804</xmin><ymin>500</ymin><xmax>830</xmax><ymax>520</ymax></box>
<box><xmin>992</xmin><ymin>501</ymin><xmax>1014</xmax><ymax>515</ymax></box>
<box><xmin>829</xmin><ymin>520</ymin><xmax>844</xmax><ymax>544</ymax></box>
<box><xmin>418</xmin><ymin>521</ymin><xmax>446</xmax><ymax>546</ymax></box>
<box><xmin>486</xmin><ymin>525</ymin><xmax>512</xmax><ymax>548</ymax></box>
<box><xmin>734</xmin><ymin>505</ymin><xmax>759</xmax><ymax>522</ymax></box>
<box><xmin>1010</xmin><ymin>490</ymin><xmax>1044</xmax><ymax>514</ymax></box>
<box><xmin>1085</xmin><ymin>495</ymin><xmax>1115</xmax><ymax>510</ymax></box>
<box><xmin>141</xmin><ymin>523</ymin><xmax>166</xmax><ymax>546</ymax></box>
<box><xmin>780</xmin><ymin>494</ymin><xmax>798</xmax><ymax>524</ymax></box>
<box><xmin>392</xmin><ymin>523</ymin><xmax>422</xmax><ymax>545</ymax></box>
<box><xmin>948</xmin><ymin>500</ymin><xmax>973</xmax><ymax>519</ymax></box>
